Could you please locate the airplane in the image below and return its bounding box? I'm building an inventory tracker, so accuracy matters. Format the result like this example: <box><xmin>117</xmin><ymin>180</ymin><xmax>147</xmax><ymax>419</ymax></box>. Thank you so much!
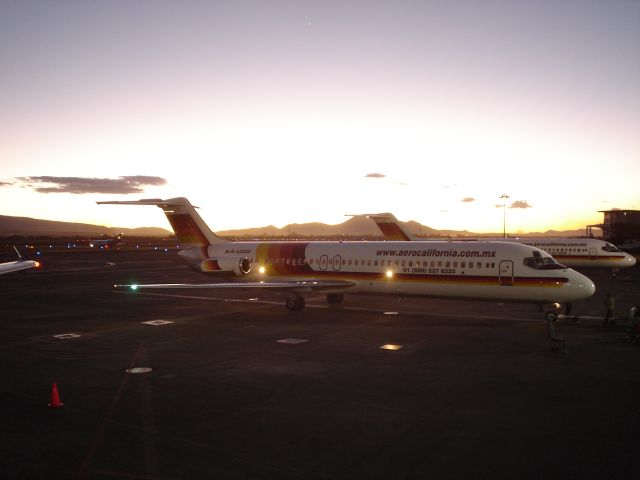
<box><xmin>359</xmin><ymin>213</ymin><xmax>637</xmax><ymax>269</ymax></box>
<box><xmin>89</xmin><ymin>239</ymin><xmax>114</xmax><ymax>248</ymax></box>
<box><xmin>0</xmin><ymin>246</ymin><xmax>41</xmax><ymax>275</ymax></box>
<box><xmin>98</xmin><ymin>197</ymin><xmax>596</xmax><ymax>321</ymax></box>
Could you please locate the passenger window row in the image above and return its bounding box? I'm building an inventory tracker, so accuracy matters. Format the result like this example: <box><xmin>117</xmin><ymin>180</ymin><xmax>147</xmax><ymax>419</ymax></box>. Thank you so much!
<box><xmin>255</xmin><ymin>257</ymin><xmax>496</xmax><ymax>270</ymax></box>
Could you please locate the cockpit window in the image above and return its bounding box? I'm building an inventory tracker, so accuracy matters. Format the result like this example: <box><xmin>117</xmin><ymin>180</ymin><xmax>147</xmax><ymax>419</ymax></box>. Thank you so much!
<box><xmin>524</xmin><ymin>250</ymin><xmax>567</xmax><ymax>270</ymax></box>
<box><xmin>601</xmin><ymin>243</ymin><xmax>621</xmax><ymax>253</ymax></box>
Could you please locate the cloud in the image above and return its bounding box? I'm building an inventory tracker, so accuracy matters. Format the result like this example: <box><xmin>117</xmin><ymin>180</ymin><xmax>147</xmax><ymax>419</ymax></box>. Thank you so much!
<box><xmin>15</xmin><ymin>176</ymin><xmax>167</xmax><ymax>194</ymax></box>
<box><xmin>364</xmin><ymin>172</ymin><xmax>386</xmax><ymax>179</ymax></box>
<box><xmin>0</xmin><ymin>181</ymin><xmax>14</xmax><ymax>187</ymax></box>
<box><xmin>461</xmin><ymin>197</ymin><xmax>475</xmax><ymax>203</ymax></box>
<box><xmin>509</xmin><ymin>200</ymin><xmax>532</xmax><ymax>209</ymax></box>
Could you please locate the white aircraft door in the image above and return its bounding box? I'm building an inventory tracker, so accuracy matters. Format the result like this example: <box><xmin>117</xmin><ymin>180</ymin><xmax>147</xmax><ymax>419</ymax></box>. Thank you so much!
<box><xmin>332</xmin><ymin>255</ymin><xmax>342</xmax><ymax>271</ymax></box>
<box><xmin>499</xmin><ymin>260</ymin><xmax>514</xmax><ymax>286</ymax></box>
<box><xmin>319</xmin><ymin>255</ymin><xmax>328</xmax><ymax>271</ymax></box>
<box><xmin>589</xmin><ymin>247</ymin><xmax>597</xmax><ymax>260</ymax></box>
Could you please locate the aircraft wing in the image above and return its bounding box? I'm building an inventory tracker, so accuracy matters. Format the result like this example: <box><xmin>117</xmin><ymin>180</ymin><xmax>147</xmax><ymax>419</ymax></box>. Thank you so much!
<box><xmin>115</xmin><ymin>280</ymin><xmax>356</xmax><ymax>293</ymax></box>
<box><xmin>0</xmin><ymin>260</ymin><xmax>39</xmax><ymax>275</ymax></box>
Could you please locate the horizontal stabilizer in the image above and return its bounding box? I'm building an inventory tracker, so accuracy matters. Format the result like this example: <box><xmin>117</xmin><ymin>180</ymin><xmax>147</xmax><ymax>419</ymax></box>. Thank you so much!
<box><xmin>97</xmin><ymin>198</ymin><xmax>197</xmax><ymax>207</ymax></box>
<box><xmin>98</xmin><ymin>197</ymin><xmax>218</xmax><ymax>247</ymax></box>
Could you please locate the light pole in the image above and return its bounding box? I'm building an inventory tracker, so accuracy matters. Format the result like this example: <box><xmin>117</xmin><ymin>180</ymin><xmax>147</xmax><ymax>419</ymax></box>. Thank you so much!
<box><xmin>499</xmin><ymin>194</ymin><xmax>510</xmax><ymax>238</ymax></box>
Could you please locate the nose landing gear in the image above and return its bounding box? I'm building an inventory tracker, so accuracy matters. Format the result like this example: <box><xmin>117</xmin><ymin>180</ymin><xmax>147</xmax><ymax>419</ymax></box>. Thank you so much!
<box><xmin>544</xmin><ymin>302</ymin><xmax>562</xmax><ymax>322</ymax></box>
<box><xmin>544</xmin><ymin>303</ymin><xmax>566</xmax><ymax>352</ymax></box>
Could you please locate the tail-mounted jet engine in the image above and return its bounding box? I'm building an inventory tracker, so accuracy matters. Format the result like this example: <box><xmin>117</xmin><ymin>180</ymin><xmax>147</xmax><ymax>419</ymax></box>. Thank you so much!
<box><xmin>199</xmin><ymin>257</ymin><xmax>252</xmax><ymax>277</ymax></box>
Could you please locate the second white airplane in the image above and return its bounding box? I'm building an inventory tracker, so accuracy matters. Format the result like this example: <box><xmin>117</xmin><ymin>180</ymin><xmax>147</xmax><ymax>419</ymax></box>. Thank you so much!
<box><xmin>361</xmin><ymin>213</ymin><xmax>637</xmax><ymax>269</ymax></box>
<box><xmin>98</xmin><ymin>197</ymin><xmax>596</xmax><ymax>320</ymax></box>
<box><xmin>0</xmin><ymin>246</ymin><xmax>40</xmax><ymax>275</ymax></box>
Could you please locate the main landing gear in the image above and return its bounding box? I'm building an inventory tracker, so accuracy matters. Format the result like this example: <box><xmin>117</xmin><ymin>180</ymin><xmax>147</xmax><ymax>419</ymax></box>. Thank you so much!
<box><xmin>326</xmin><ymin>293</ymin><xmax>344</xmax><ymax>305</ymax></box>
<box><xmin>544</xmin><ymin>303</ymin><xmax>566</xmax><ymax>352</ymax></box>
<box><xmin>285</xmin><ymin>293</ymin><xmax>345</xmax><ymax>311</ymax></box>
<box><xmin>286</xmin><ymin>295</ymin><xmax>305</xmax><ymax>311</ymax></box>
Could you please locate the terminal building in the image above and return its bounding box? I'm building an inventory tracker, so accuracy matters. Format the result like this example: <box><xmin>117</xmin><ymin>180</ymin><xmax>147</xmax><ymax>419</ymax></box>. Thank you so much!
<box><xmin>588</xmin><ymin>210</ymin><xmax>640</xmax><ymax>250</ymax></box>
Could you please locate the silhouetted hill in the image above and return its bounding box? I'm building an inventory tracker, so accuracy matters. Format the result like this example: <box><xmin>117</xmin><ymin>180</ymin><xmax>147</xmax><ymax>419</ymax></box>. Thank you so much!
<box><xmin>0</xmin><ymin>215</ymin><xmax>171</xmax><ymax>237</ymax></box>
<box><xmin>217</xmin><ymin>216</ymin><xmax>587</xmax><ymax>239</ymax></box>
<box><xmin>0</xmin><ymin>213</ymin><xmax>588</xmax><ymax>239</ymax></box>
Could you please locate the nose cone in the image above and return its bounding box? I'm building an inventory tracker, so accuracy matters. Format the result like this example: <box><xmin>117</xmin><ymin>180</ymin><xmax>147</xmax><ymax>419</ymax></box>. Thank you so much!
<box><xmin>567</xmin><ymin>269</ymin><xmax>596</xmax><ymax>301</ymax></box>
<box><xmin>625</xmin><ymin>254</ymin><xmax>637</xmax><ymax>267</ymax></box>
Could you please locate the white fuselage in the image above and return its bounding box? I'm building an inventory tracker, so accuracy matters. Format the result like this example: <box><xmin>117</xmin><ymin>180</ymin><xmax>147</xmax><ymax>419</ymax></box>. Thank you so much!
<box><xmin>406</xmin><ymin>237</ymin><xmax>636</xmax><ymax>268</ymax></box>
<box><xmin>184</xmin><ymin>240</ymin><xmax>595</xmax><ymax>304</ymax></box>
<box><xmin>368</xmin><ymin>215</ymin><xmax>636</xmax><ymax>268</ymax></box>
<box><xmin>499</xmin><ymin>238</ymin><xmax>637</xmax><ymax>268</ymax></box>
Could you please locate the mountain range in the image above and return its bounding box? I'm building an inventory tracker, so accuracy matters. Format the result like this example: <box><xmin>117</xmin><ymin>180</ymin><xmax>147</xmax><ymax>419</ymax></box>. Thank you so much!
<box><xmin>0</xmin><ymin>213</ymin><xmax>587</xmax><ymax>239</ymax></box>
<box><xmin>0</xmin><ymin>215</ymin><xmax>171</xmax><ymax>237</ymax></box>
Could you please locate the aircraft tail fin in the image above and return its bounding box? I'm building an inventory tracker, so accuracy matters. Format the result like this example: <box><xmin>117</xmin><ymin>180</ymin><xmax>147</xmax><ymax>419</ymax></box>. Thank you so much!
<box><xmin>97</xmin><ymin>197</ymin><xmax>225</xmax><ymax>248</ymax></box>
<box><xmin>350</xmin><ymin>213</ymin><xmax>418</xmax><ymax>241</ymax></box>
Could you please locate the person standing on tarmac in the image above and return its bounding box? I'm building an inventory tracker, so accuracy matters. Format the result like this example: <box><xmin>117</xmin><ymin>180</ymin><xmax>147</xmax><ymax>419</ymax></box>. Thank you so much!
<box><xmin>630</xmin><ymin>304</ymin><xmax>639</xmax><ymax>329</ymax></box>
<box><xmin>626</xmin><ymin>304</ymin><xmax>639</xmax><ymax>343</ymax></box>
<box><xmin>603</xmin><ymin>293</ymin><xmax>616</xmax><ymax>326</ymax></box>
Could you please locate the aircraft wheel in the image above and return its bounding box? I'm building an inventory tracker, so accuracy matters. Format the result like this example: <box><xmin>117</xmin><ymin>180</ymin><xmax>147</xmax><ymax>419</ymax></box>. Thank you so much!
<box><xmin>286</xmin><ymin>297</ymin><xmax>296</xmax><ymax>311</ymax></box>
<box><xmin>286</xmin><ymin>295</ymin><xmax>305</xmax><ymax>311</ymax></box>
<box><xmin>296</xmin><ymin>296</ymin><xmax>306</xmax><ymax>310</ymax></box>
<box><xmin>327</xmin><ymin>293</ymin><xmax>344</xmax><ymax>305</ymax></box>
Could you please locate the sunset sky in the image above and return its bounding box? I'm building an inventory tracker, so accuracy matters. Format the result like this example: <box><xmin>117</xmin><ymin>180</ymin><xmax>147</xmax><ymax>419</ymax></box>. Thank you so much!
<box><xmin>1</xmin><ymin>1</ymin><xmax>638</xmax><ymax>235</ymax></box>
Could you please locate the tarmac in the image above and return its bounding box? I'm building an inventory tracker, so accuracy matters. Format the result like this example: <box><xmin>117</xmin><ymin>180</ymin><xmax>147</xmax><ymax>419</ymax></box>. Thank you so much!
<box><xmin>1</xmin><ymin>250</ymin><xmax>639</xmax><ymax>479</ymax></box>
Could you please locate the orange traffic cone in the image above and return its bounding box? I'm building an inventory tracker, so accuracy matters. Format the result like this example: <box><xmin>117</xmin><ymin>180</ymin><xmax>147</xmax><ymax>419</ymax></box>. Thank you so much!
<box><xmin>48</xmin><ymin>381</ymin><xmax>64</xmax><ymax>408</ymax></box>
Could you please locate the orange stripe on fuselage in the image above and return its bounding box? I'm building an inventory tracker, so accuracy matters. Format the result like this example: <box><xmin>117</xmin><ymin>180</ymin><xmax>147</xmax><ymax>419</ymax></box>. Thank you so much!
<box><xmin>259</xmin><ymin>266</ymin><xmax>566</xmax><ymax>288</ymax></box>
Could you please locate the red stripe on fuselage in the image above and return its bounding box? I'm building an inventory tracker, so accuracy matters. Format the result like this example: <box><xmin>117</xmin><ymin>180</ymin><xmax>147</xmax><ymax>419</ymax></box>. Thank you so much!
<box><xmin>554</xmin><ymin>254</ymin><xmax>626</xmax><ymax>261</ymax></box>
<box><xmin>262</xmin><ymin>267</ymin><xmax>567</xmax><ymax>287</ymax></box>
<box><xmin>260</xmin><ymin>243</ymin><xmax>314</xmax><ymax>276</ymax></box>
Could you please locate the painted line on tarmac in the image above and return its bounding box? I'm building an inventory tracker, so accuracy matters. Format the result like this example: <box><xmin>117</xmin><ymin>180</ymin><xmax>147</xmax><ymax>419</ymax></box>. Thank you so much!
<box><xmin>114</xmin><ymin>290</ymin><xmax>551</xmax><ymax>324</ymax></box>
<box><xmin>114</xmin><ymin>290</ymin><xmax>285</xmax><ymax>306</ymax></box>
<box><xmin>60</xmin><ymin>260</ymin><xmax>115</xmax><ymax>271</ymax></box>
<box><xmin>79</xmin><ymin>343</ymin><xmax>147</xmax><ymax>477</ymax></box>
<box><xmin>336</xmin><ymin>304</ymin><xmax>545</xmax><ymax>323</ymax></box>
